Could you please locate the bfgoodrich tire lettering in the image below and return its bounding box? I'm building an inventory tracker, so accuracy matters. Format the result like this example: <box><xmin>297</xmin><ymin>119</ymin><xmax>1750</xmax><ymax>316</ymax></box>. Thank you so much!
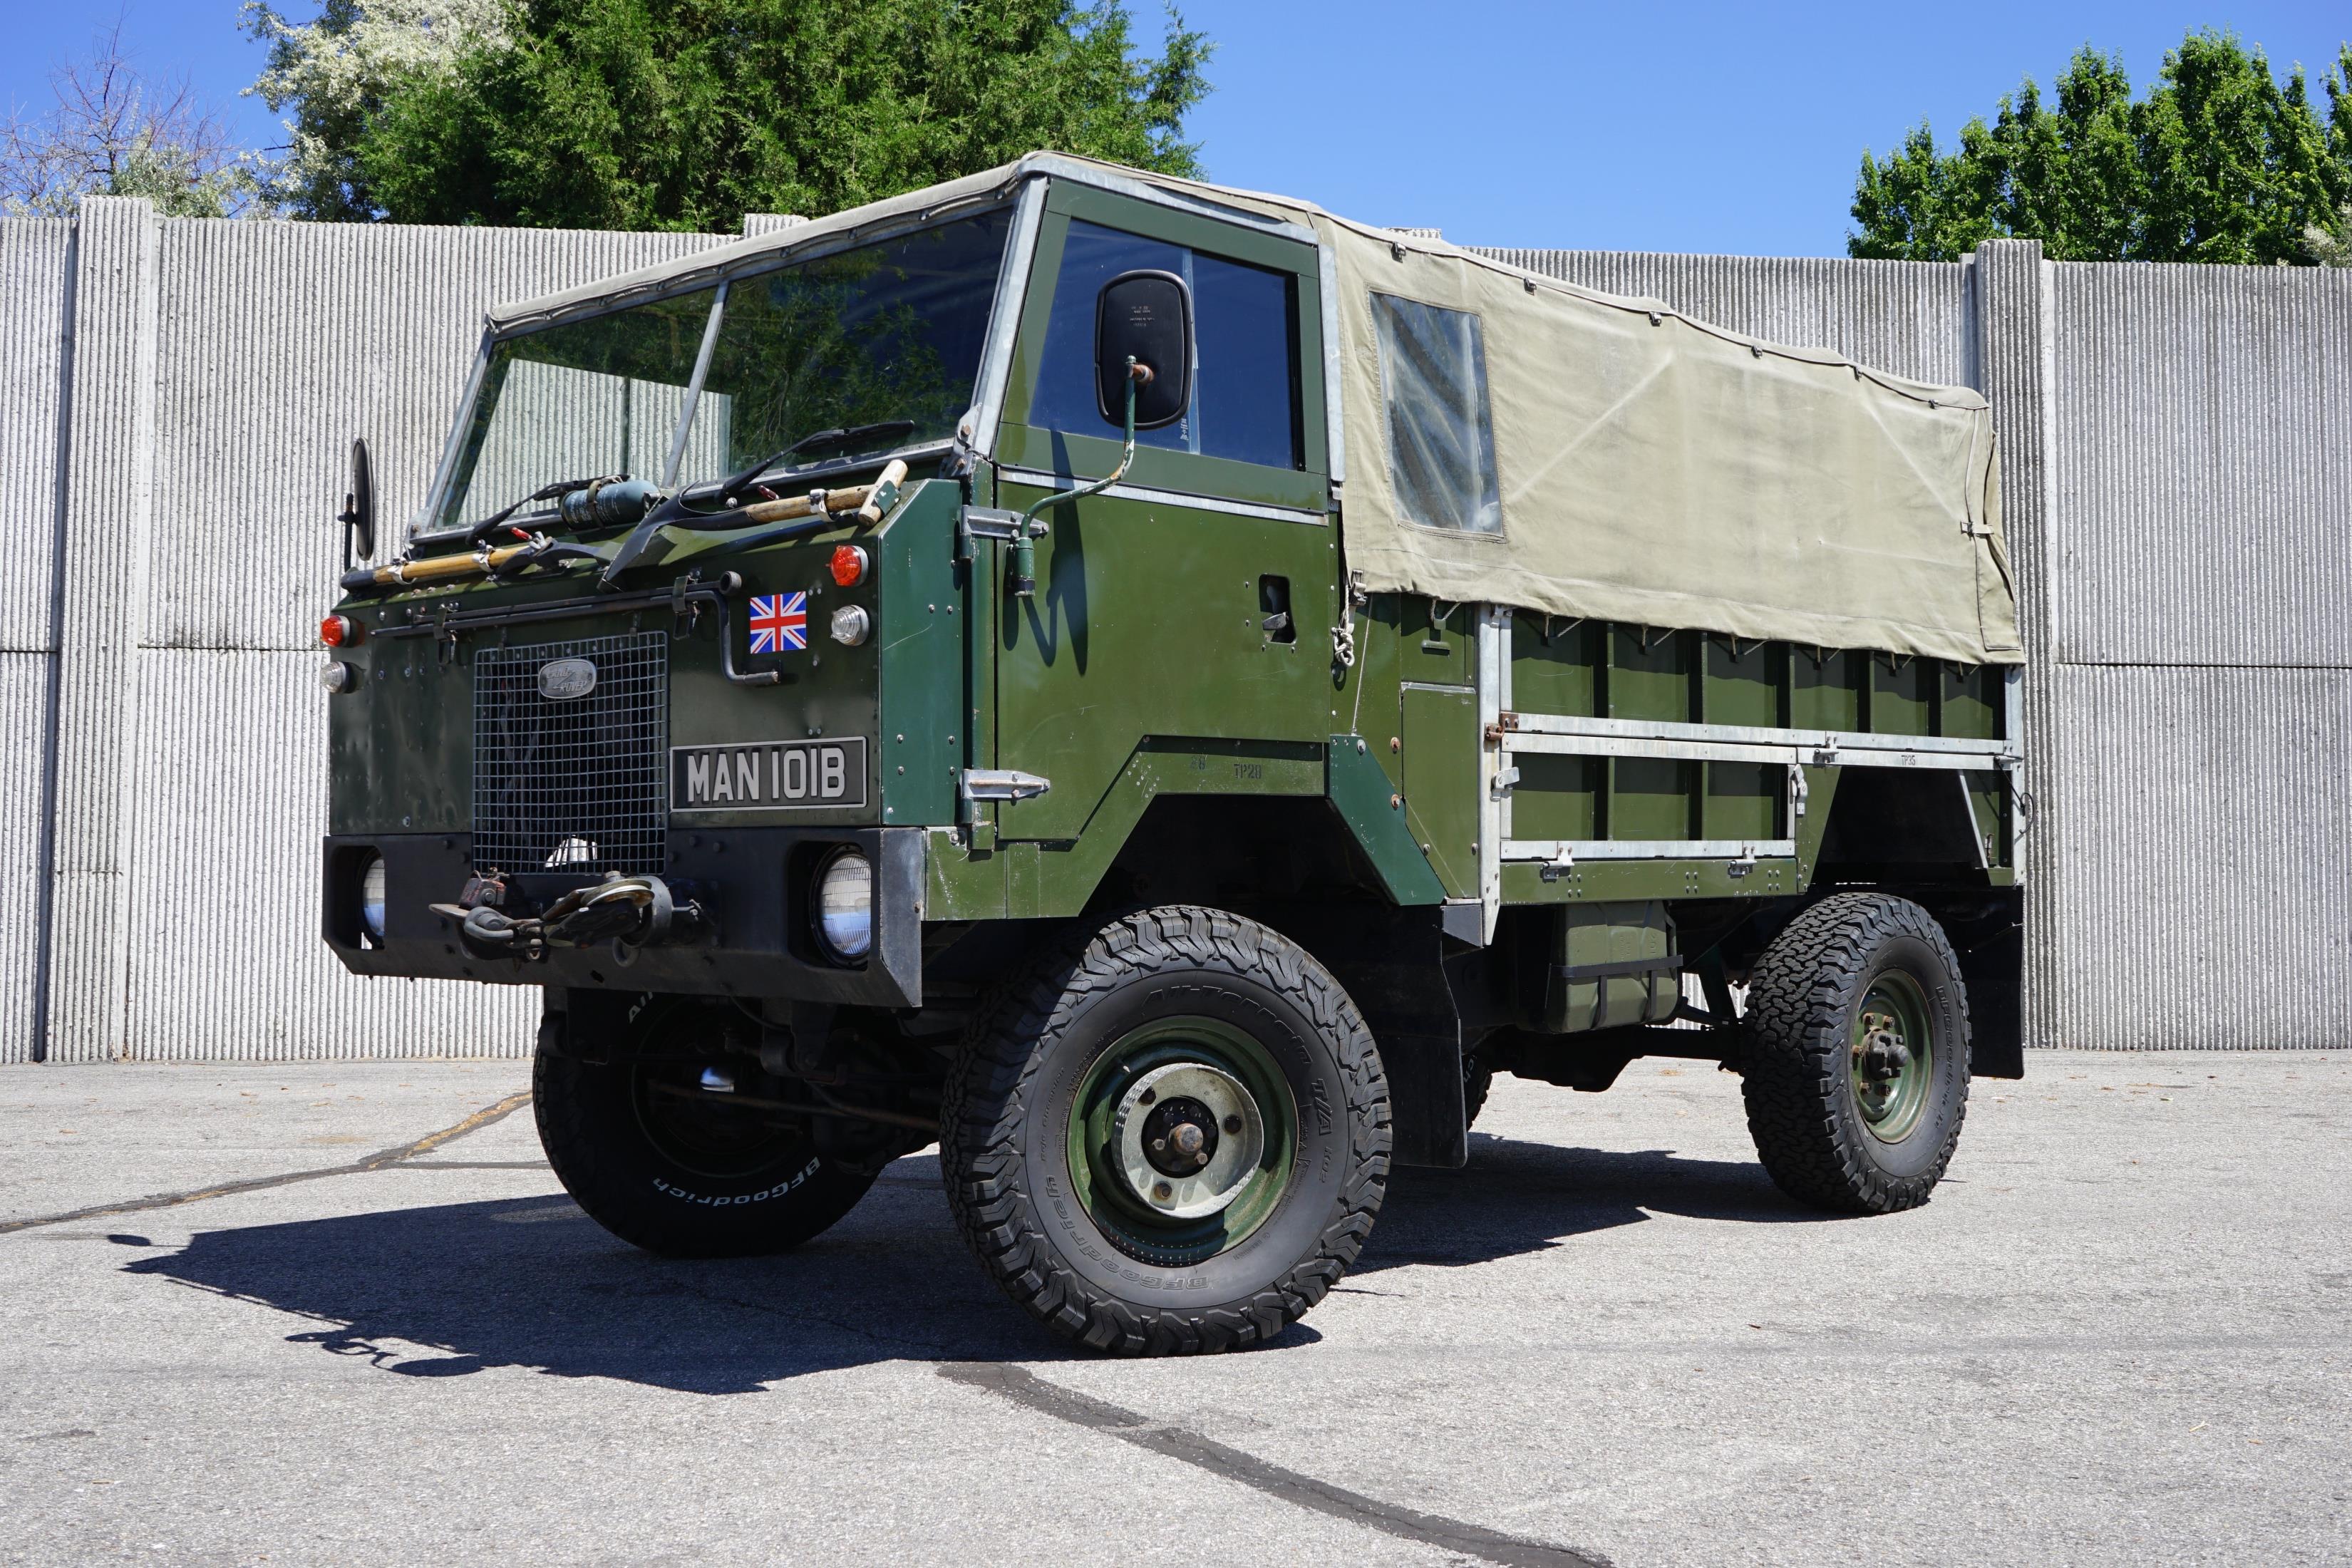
<box><xmin>534</xmin><ymin>1000</ymin><xmax>878</xmax><ymax>1258</ymax></box>
<box><xmin>1739</xmin><ymin>892</ymin><xmax>1971</xmax><ymax>1214</ymax></box>
<box><xmin>942</xmin><ymin>907</ymin><xmax>1391</xmax><ymax>1355</ymax></box>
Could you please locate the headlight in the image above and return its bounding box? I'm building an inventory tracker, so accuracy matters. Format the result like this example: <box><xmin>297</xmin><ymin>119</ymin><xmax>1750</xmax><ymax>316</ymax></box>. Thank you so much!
<box><xmin>360</xmin><ymin>855</ymin><xmax>387</xmax><ymax>941</ymax></box>
<box><xmin>813</xmin><ymin>850</ymin><xmax>872</xmax><ymax>961</ymax></box>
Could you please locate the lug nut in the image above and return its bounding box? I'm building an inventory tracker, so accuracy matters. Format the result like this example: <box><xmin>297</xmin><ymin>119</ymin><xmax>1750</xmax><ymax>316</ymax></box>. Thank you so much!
<box><xmin>1152</xmin><ymin>1181</ymin><xmax>1172</xmax><ymax>1200</ymax></box>
<box><xmin>1223</xmin><ymin>1115</ymin><xmax>1242</xmax><ymax>1134</ymax></box>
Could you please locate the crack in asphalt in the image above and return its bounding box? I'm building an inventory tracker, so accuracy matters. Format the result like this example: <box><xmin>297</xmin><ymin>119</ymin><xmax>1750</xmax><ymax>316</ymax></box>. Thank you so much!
<box><xmin>0</xmin><ymin>1091</ymin><xmax>537</xmax><ymax>1236</ymax></box>
<box><xmin>937</xmin><ymin>1361</ymin><xmax>1611</xmax><ymax>1567</ymax></box>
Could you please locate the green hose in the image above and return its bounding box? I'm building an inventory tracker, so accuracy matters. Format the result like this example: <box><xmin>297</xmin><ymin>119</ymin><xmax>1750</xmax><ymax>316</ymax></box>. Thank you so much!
<box><xmin>1010</xmin><ymin>357</ymin><xmax>1143</xmax><ymax>598</ymax></box>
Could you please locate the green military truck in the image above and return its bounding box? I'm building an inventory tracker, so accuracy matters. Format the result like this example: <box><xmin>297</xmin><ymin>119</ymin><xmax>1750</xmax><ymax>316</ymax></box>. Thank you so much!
<box><xmin>321</xmin><ymin>153</ymin><xmax>2024</xmax><ymax>1355</ymax></box>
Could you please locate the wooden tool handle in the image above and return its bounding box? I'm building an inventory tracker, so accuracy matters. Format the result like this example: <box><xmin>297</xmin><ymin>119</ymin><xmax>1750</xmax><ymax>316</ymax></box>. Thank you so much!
<box><xmin>855</xmin><ymin>458</ymin><xmax>910</xmax><ymax>525</ymax></box>
<box><xmin>346</xmin><ymin>542</ymin><xmax>533</xmax><ymax>590</ymax></box>
<box><xmin>739</xmin><ymin>458</ymin><xmax>911</xmax><ymax>527</ymax></box>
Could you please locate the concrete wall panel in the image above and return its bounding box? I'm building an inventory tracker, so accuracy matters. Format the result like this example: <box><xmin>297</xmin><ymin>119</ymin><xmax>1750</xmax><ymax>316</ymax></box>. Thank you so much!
<box><xmin>120</xmin><ymin>646</ymin><xmax>536</xmax><ymax>1060</ymax></box>
<box><xmin>0</xmin><ymin>654</ymin><xmax>49</xmax><ymax>1063</ymax></box>
<box><xmin>148</xmin><ymin>220</ymin><xmax>726</xmax><ymax>653</ymax></box>
<box><xmin>0</xmin><ymin>218</ymin><xmax>71</xmax><ymax>654</ymax></box>
<box><xmin>2051</xmin><ymin>264</ymin><xmax>2352</xmax><ymax>669</ymax></box>
<box><xmin>2038</xmin><ymin>662</ymin><xmax>2352</xmax><ymax>1048</ymax></box>
<box><xmin>1476</xmin><ymin>249</ymin><xmax>1971</xmax><ymax>386</ymax></box>
<box><xmin>43</xmin><ymin>197</ymin><xmax>160</xmax><ymax>1063</ymax></box>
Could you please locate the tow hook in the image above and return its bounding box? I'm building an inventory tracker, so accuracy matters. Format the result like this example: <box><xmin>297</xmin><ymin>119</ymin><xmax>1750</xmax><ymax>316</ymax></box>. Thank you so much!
<box><xmin>432</xmin><ymin>872</ymin><xmax>707</xmax><ymax>964</ymax></box>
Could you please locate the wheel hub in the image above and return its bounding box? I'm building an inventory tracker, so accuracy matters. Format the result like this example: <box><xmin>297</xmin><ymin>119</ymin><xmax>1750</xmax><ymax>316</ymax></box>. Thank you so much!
<box><xmin>1849</xmin><ymin>977</ymin><xmax>1934</xmax><ymax>1142</ymax></box>
<box><xmin>1112</xmin><ymin>1063</ymin><xmax>1265</xmax><ymax>1219</ymax></box>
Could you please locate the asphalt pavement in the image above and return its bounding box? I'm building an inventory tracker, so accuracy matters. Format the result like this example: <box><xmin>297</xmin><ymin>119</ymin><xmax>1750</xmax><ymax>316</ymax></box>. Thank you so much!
<box><xmin>4</xmin><ymin>1049</ymin><xmax>2346</xmax><ymax>1567</ymax></box>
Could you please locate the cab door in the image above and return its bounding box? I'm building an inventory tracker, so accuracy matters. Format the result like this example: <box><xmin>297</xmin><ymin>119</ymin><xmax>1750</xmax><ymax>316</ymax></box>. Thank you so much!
<box><xmin>986</xmin><ymin>181</ymin><xmax>1335</xmax><ymax>843</ymax></box>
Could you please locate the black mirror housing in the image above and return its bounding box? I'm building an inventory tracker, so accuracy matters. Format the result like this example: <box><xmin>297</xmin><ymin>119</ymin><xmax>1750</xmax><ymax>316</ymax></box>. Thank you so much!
<box><xmin>339</xmin><ymin>437</ymin><xmax>376</xmax><ymax>566</ymax></box>
<box><xmin>1095</xmin><ymin>269</ymin><xmax>1192</xmax><ymax>430</ymax></box>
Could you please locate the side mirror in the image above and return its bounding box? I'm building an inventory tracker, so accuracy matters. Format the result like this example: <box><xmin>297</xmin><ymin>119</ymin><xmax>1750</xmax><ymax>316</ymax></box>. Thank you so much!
<box><xmin>338</xmin><ymin>438</ymin><xmax>376</xmax><ymax>567</ymax></box>
<box><xmin>1094</xmin><ymin>270</ymin><xmax>1192</xmax><ymax>430</ymax></box>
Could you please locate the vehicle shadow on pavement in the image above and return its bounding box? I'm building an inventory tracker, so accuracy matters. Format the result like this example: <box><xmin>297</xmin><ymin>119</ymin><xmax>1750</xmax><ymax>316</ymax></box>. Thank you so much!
<box><xmin>120</xmin><ymin>1137</ymin><xmax>1825</xmax><ymax>1393</ymax></box>
<box><xmin>1356</xmin><ymin>1130</ymin><xmax>1832</xmax><ymax>1273</ymax></box>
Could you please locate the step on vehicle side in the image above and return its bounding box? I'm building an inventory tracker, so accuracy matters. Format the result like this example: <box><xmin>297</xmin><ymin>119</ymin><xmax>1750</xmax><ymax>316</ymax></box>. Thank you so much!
<box><xmin>320</xmin><ymin>153</ymin><xmax>2027</xmax><ymax>1354</ymax></box>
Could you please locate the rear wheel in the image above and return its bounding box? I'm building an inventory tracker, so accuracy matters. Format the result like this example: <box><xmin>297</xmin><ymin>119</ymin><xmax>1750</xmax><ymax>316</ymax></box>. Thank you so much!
<box><xmin>943</xmin><ymin>907</ymin><xmax>1390</xmax><ymax>1354</ymax></box>
<box><xmin>1739</xmin><ymin>892</ymin><xmax>1971</xmax><ymax>1214</ymax></box>
<box><xmin>535</xmin><ymin>999</ymin><xmax>880</xmax><ymax>1258</ymax></box>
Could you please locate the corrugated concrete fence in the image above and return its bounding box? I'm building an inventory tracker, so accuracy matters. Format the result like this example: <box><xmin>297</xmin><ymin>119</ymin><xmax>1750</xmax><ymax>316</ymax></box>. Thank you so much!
<box><xmin>1</xmin><ymin>196</ymin><xmax>2343</xmax><ymax>1061</ymax></box>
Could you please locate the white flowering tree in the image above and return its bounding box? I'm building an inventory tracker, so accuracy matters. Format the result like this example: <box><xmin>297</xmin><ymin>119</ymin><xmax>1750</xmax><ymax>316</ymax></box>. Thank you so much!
<box><xmin>242</xmin><ymin>0</ymin><xmax>512</xmax><ymax>220</ymax></box>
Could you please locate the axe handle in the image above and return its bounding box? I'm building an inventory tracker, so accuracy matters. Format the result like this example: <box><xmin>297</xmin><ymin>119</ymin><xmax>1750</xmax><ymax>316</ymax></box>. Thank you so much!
<box><xmin>738</xmin><ymin>458</ymin><xmax>909</xmax><ymax>526</ymax></box>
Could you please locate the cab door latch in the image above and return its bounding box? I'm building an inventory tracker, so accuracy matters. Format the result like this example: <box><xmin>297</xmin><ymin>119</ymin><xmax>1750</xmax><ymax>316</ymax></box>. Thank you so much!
<box><xmin>959</xmin><ymin>769</ymin><xmax>1051</xmax><ymax>802</ymax></box>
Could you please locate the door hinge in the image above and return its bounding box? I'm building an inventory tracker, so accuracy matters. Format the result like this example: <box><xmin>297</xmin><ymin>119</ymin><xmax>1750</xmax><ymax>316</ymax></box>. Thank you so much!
<box><xmin>959</xmin><ymin>507</ymin><xmax>1038</xmax><ymax>543</ymax></box>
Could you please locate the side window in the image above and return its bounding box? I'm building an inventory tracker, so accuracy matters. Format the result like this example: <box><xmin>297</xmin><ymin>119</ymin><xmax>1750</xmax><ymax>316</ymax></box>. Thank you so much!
<box><xmin>1370</xmin><ymin>293</ymin><xmax>1501</xmax><ymax>534</ymax></box>
<box><xmin>1028</xmin><ymin>218</ymin><xmax>1303</xmax><ymax>470</ymax></box>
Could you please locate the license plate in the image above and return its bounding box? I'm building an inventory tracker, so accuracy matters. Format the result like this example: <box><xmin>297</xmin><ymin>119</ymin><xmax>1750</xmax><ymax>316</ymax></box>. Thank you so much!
<box><xmin>672</xmin><ymin>738</ymin><xmax>867</xmax><ymax>810</ymax></box>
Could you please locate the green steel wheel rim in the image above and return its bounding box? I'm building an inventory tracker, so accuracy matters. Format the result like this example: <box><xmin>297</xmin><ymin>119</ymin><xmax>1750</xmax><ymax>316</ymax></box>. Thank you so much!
<box><xmin>1849</xmin><ymin>971</ymin><xmax>1935</xmax><ymax>1143</ymax></box>
<box><xmin>1065</xmin><ymin>1016</ymin><xmax>1300</xmax><ymax>1268</ymax></box>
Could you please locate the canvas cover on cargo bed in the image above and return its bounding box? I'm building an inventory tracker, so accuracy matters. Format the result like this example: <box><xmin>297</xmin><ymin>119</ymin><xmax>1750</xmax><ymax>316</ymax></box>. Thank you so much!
<box><xmin>485</xmin><ymin>153</ymin><xmax>2022</xmax><ymax>666</ymax></box>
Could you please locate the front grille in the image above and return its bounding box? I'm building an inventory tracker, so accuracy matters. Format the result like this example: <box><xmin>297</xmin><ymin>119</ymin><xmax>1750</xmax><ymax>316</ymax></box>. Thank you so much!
<box><xmin>472</xmin><ymin>631</ymin><xmax>667</xmax><ymax>875</ymax></box>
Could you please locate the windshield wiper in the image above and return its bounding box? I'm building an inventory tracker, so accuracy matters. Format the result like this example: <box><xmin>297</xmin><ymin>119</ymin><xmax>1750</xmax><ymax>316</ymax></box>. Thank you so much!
<box><xmin>709</xmin><ymin>421</ymin><xmax>917</xmax><ymax>505</ymax></box>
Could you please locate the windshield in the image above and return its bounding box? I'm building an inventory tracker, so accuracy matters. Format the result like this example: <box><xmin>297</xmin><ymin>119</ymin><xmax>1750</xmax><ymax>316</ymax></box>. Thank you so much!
<box><xmin>435</xmin><ymin>209</ymin><xmax>1011</xmax><ymax>528</ymax></box>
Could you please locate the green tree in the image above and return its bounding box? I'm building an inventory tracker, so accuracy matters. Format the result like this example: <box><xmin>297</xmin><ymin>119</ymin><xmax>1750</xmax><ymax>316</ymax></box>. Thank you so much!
<box><xmin>247</xmin><ymin>0</ymin><xmax>1212</xmax><ymax>230</ymax></box>
<box><xmin>1851</xmin><ymin>30</ymin><xmax>2352</xmax><ymax>263</ymax></box>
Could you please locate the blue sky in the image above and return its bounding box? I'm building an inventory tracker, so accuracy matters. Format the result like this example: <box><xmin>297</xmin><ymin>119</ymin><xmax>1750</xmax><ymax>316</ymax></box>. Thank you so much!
<box><xmin>4</xmin><ymin>0</ymin><xmax>2346</xmax><ymax>254</ymax></box>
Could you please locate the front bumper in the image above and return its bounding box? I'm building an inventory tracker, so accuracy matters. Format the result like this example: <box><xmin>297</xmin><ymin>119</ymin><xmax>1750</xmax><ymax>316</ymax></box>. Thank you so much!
<box><xmin>322</xmin><ymin>826</ymin><xmax>926</xmax><ymax>1007</ymax></box>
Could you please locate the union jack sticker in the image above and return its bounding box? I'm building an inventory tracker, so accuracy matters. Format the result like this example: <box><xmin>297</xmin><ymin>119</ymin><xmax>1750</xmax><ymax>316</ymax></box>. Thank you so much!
<box><xmin>747</xmin><ymin>592</ymin><xmax>807</xmax><ymax>654</ymax></box>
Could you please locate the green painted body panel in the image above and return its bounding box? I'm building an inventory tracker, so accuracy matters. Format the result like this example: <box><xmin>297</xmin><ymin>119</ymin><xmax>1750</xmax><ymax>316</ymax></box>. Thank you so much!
<box><xmin>875</xmin><ymin>484</ymin><xmax>966</xmax><ymax>827</ymax></box>
<box><xmin>1324</xmin><ymin>738</ymin><xmax>1447</xmax><ymax>905</ymax></box>
<box><xmin>925</xmin><ymin>738</ymin><xmax>1325</xmax><ymax>921</ymax></box>
<box><xmin>987</xmin><ymin>480</ymin><xmax>1339</xmax><ymax>845</ymax></box>
<box><xmin>328</xmin><ymin>487</ymin><xmax>965</xmax><ymax>839</ymax></box>
<box><xmin>1400</xmin><ymin>684</ymin><xmax>1480</xmax><ymax>899</ymax></box>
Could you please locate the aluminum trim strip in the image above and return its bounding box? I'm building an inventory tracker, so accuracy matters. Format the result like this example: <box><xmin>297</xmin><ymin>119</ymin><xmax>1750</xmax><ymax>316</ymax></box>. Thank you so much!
<box><xmin>1502</xmin><ymin>711</ymin><xmax>2018</xmax><ymax>764</ymax></box>
<box><xmin>661</xmin><ymin>280</ymin><xmax>728</xmax><ymax>488</ymax></box>
<box><xmin>967</xmin><ymin>177</ymin><xmax>1046</xmax><ymax>458</ymax></box>
<box><xmin>1500</xmin><ymin>731</ymin><xmax>2010</xmax><ymax>770</ymax></box>
<box><xmin>1318</xmin><ymin>239</ymin><xmax>1346</xmax><ymax>485</ymax></box>
<box><xmin>1475</xmin><ymin>604</ymin><xmax>1507</xmax><ymax>943</ymax></box>
<box><xmin>415</xmin><ymin>341</ymin><xmax>490</xmax><ymax>544</ymax></box>
<box><xmin>993</xmin><ymin>465</ymin><xmax>1328</xmax><ymax>525</ymax></box>
<box><xmin>1021</xmin><ymin>153</ymin><xmax>1321</xmax><ymax>244</ymax></box>
<box><xmin>1503</xmin><ymin>838</ymin><xmax>1799</xmax><ymax>862</ymax></box>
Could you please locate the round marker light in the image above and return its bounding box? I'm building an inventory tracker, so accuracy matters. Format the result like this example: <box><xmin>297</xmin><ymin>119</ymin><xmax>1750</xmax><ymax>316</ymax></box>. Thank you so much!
<box><xmin>830</xmin><ymin>545</ymin><xmax>868</xmax><ymax>587</ymax></box>
<box><xmin>360</xmin><ymin>854</ymin><xmax>387</xmax><ymax>941</ymax></box>
<box><xmin>829</xmin><ymin>604</ymin><xmax>871</xmax><ymax>646</ymax></box>
<box><xmin>813</xmin><ymin>850</ymin><xmax>872</xmax><ymax>962</ymax></box>
<box><xmin>319</xmin><ymin>661</ymin><xmax>356</xmax><ymax>693</ymax></box>
<box><xmin>319</xmin><ymin>614</ymin><xmax>355</xmax><ymax>647</ymax></box>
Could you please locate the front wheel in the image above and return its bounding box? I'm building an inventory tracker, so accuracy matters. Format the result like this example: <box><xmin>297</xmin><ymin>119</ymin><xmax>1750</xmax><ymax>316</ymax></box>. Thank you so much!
<box><xmin>535</xmin><ymin>999</ymin><xmax>881</xmax><ymax>1258</ymax></box>
<box><xmin>1739</xmin><ymin>892</ymin><xmax>1971</xmax><ymax>1214</ymax></box>
<box><xmin>942</xmin><ymin>907</ymin><xmax>1391</xmax><ymax>1355</ymax></box>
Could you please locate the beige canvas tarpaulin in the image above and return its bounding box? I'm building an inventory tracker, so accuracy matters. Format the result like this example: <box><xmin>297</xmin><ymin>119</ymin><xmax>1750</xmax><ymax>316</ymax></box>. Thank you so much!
<box><xmin>1315</xmin><ymin>219</ymin><xmax>2021</xmax><ymax>666</ymax></box>
<box><xmin>488</xmin><ymin>153</ymin><xmax>2022</xmax><ymax>666</ymax></box>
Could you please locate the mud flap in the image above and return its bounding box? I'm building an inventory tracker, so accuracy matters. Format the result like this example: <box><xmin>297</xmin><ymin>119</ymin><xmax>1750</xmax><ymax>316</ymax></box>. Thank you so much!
<box><xmin>1279</xmin><ymin>904</ymin><xmax>1469</xmax><ymax>1169</ymax></box>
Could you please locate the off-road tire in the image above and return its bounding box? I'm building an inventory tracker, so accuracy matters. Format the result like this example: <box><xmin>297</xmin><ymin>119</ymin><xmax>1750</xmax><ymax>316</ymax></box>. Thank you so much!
<box><xmin>942</xmin><ymin>906</ymin><xmax>1391</xmax><ymax>1355</ymax></box>
<box><xmin>535</xmin><ymin>1003</ymin><xmax>879</xmax><ymax>1259</ymax></box>
<box><xmin>1463</xmin><ymin>1047</ymin><xmax>1494</xmax><ymax>1130</ymax></box>
<box><xmin>1740</xmin><ymin>892</ymin><xmax>1971</xmax><ymax>1214</ymax></box>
